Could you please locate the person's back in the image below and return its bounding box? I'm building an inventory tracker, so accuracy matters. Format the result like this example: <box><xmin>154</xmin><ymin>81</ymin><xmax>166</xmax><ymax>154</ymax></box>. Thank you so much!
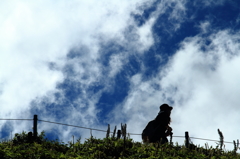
<box><xmin>142</xmin><ymin>104</ymin><xmax>173</xmax><ymax>144</ymax></box>
<box><xmin>142</xmin><ymin>120</ymin><xmax>156</xmax><ymax>143</ymax></box>
<box><xmin>149</xmin><ymin>110</ymin><xmax>171</xmax><ymax>143</ymax></box>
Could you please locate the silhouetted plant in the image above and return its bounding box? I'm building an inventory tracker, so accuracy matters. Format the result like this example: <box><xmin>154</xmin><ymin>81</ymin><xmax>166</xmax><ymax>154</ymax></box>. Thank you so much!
<box><xmin>13</xmin><ymin>131</ymin><xmax>45</xmax><ymax>145</ymax></box>
<box><xmin>217</xmin><ymin>129</ymin><xmax>224</xmax><ymax>150</ymax></box>
<box><xmin>106</xmin><ymin>124</ymin><xmax>110</xmax><ymax>138</ymax></box>
<box><xmin>112</xmin><ymin>126</ymin><xmax>117</xmax><ymax>139</ymax></box>
<box><xmin>233</xmin><ymin>139</ymin><xmax>239</xmax><ymax>154</ymax></box>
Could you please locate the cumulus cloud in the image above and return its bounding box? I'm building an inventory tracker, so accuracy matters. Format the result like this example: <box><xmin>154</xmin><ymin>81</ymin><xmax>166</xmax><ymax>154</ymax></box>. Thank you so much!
<box><xmin>118</xmin><ymin>29</ymin><xmax>240</xmax><ymax>150</ymax></box>
<box><xmin>0</xmin><ymin>0</ymin><xmax>158</xmax><ymax>140</ymax></box>
<box><xmin>2</xmin><ymin>0</ymin><xmax>238</xmax><ymax>152</ymax></box>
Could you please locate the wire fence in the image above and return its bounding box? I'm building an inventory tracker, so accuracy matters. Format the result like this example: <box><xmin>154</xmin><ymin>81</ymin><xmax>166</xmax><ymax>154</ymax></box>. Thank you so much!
<box><xmin>38</xmin><ymin>119</ymin><xmax>108</xmax><ymax>133</ymax></box>
<box><xmin>0</xmin><ymin>116</ymin><xmax>236</xmax><ymax>145</ymax></box>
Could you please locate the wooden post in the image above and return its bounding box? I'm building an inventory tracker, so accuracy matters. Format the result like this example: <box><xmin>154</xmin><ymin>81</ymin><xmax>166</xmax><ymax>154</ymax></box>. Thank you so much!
<box><xmin>106</xmin><ymin>124</ymin><xmax>110</xmax><ymax>138</ymax></box>
<box><xmin>112</xmin><ymin>126</ymin><xmax>117</xmax><ymax>138</ymax></box>
<box><xmin>121</xmin><ymin>123</ymin><xmax>127</xmax><ymax>149</ymax></box>
<box><xmin>170</xmin><ymin>133</ymin><xmax>173</xmax><ymax>145</ymax></box>
<box><xmin>121</xmin><ymin>123</ymin><xmax>126</xmax><ymax>139</ymax></box>
<box><xmin>72</xmin><ymin>135</ymin><xmax>74</xmax><ymax>145</ymax></box>
<box><xmin>117</xmin><ymin>130</ymin><xmax>121</xmax><ymax>139</ymax></box>
<box><xmin>28</xmin><ymin>132</ymin><xmax>33</xmax><ymax>143</ymax></box>
<box><xmin>90</xmin><ymin>129</ymin><xmax>93</xmax><ymax>138</ymax></box>
<box><xmin>185</xmin><ymin>131</ymin><xmax>189</xmax><ymax>148</ymax></box>
<box><xmin>33</xmin><ymin>115</ymin><xmax>38</xmax><ymax>140</ymax></box>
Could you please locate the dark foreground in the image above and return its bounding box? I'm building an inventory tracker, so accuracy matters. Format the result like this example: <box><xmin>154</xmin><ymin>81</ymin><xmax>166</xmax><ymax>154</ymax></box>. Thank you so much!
<box><xmin>0</xmin><ymin>132</ymin><xmax>239</xmax><ymax>159</ymax></box>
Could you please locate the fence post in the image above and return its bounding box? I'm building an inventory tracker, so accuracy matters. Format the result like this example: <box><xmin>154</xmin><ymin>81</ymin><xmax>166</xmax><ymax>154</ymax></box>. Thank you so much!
<box><xmin>117</xmin><ymin>130</ymin><xmax>121</xmax><ymax>139</ymax></box>
<box><xmin>185</xmin><ymin>131</ymin><xmax>189</xmax><ymax>148</ymax></box>
<box><xmin>112</xmin><ymin>126</ymin><xmax>117</xmax><ymax>138</ymax></box>
<box><xmin>33</xmin><ymin>115</ymin><xmax>38</xmax><ymax>140</ymax></box>
<box><xmin>170</xmin><ymin>133</ymin><xmax>173</xmax><ymax>145</ymax></box>
<box><xmin>106</xmin><ymin>124</ymin><xmax>110</xmax><ymax>138</ymax></box>
<box><xmin>28</xmin><ymin>132</ymin><xmax>33</xmax><ymax>143</ymax></box>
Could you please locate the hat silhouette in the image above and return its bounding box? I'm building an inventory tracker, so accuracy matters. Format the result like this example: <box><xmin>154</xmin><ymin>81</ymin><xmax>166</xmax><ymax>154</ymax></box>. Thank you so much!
<box><xmin>160</xmin><ymin>104</ymin><xmax>173</xmax><ymax>111</ymax></box>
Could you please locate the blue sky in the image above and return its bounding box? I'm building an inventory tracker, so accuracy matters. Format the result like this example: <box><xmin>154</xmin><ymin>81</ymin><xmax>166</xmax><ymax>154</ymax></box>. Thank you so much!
<box><xmin>1</xmin><ymin>0</ymin><xmax>240</xmax><ymax>150</ymax></box>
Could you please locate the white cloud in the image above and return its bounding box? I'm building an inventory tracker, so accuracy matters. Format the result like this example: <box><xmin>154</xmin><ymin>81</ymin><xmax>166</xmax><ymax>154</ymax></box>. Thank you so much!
<box><xmin>203</xmin><ymin>0</ymin><xmax>226</xmax><ymax>6</ymax></box>
<box><xmin>193</xmin><ymin>0</ymin><xmax>226</xmax><ymax>7</ymax></box>
<box><xmin>198</xmin><ymin>21</ymin><xmax>211</xmax><ymax>34</ymax></box>
<box><xmin>109</xmin><ymin>53</ymin><xmax>128</xmax><ymax>78</ymax></box>
<box><xmin>119</xmin><ymin>30</ymin><xmax>240</xmax><ymax>151</ymax></box>
<box><xmin>0</xmin><ymin>0</ymin><xmax>158</xmax><ymax>141</ymax></box>
<box><xmin>3</xmin><ymin>0</ymin><xmax>238</xmax><ymax>152</ymax></box>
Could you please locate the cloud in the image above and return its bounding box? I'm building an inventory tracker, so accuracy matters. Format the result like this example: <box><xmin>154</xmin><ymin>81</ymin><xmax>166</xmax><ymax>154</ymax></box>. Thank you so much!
<box><xmin>197</xmin><ymin>21</ymin><xmax>211</xmax><ymax>34</ymax></box>
<box><xmin>2</xmin><ymin>0</ymin><xmax>238</xmax><ymax>152</ymax></box>
<box><xmin>0</xmin><ymin>0</ymin><xmax>159</xmax><ymax>140</ymax></box>
<box><xmin>117</xmin><ymin>29</ymin><xmax>240</xmax><ymax>150</ymax></box>
<box><xmin>193</xmin><ymin>0</ymin><xmax>226</xmax><ymax>7</ymax></box>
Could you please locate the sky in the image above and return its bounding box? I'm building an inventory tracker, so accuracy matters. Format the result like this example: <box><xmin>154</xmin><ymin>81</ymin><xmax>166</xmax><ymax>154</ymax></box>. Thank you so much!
<box><xmin>1</xmin><ymin>0</ymin><xmax>240</xmax><ymax>151</ymax></box>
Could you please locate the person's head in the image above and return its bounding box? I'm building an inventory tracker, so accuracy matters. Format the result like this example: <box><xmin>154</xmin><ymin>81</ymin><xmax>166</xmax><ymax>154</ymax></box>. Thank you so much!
<box><xmin>159</xmin><ymin>104</ymin><xmax>173</xmax><ymax>115</ymax></box>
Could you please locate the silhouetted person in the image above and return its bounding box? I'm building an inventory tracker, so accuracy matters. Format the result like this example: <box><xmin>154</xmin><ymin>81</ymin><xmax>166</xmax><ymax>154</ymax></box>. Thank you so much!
<box><xmin>142</xmin><ymin>104</ymin><xmax>173</xmax><ymax>144</ymax></box>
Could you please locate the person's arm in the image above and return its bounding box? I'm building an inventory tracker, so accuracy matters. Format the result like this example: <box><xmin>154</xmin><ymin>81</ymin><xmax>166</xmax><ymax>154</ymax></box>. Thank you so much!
<box><xmin>165</xmin><ymin>126</ymin><xmax>173</xmax><ymax>136</ymax></box>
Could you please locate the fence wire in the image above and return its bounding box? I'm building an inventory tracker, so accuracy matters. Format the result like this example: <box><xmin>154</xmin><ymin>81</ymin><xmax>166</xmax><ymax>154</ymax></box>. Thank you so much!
<box><xmin>38</xmin><ymin>119</ymin><xmax>108</xmax><ymax>133</ymax></box>
<box><xmin>0</xmin><ymin>119</ymin><xmax>32</xmax><ymax>121</ymax></box>
<box><xmin>0</xmin><ymin>118</ymin><xmax>235</xmax><ymax>144</ymax></box>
